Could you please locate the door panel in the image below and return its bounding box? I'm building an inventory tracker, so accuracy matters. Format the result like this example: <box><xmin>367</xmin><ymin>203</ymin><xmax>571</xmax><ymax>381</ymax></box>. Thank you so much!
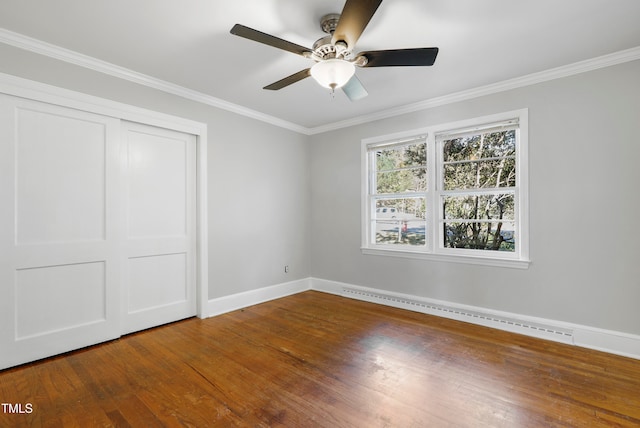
<box><xmin>122</xmin><ymin>122</ymin><xmax>196</xmax><ymax>334</ymax></box>
<box><xmin>15</xmin><ymin>108</ymin><xmax>107</xmax><ymax>244</ymax></box>
<box><xmin>128</xmin><ymin>253</ymin><xmax>188</xmax><ymax>312</ymax></box>
<box><xmin>127</xmin><ymin>130</ymin><xmax>188</xmax><ymax>238</ymax></box>
<box><xmin>15</xmin><ymin>262</ymin><xmax>107</xmax><ymax>339</ymax></box>
<box><xmin>0</xmin><ymin>94</ymin><xmax>121</xmax><ymax>370</ymax></box>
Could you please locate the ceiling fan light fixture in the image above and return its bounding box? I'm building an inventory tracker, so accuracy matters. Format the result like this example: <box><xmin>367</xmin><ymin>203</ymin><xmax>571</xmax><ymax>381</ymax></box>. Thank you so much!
<box><xmin>230</xmin><ymin>0</ymin><xmax>439</xmax><ymax>100</ymax></box>
<box><xmin>310</xmin><ymin>59</ymin><xmax>355</xmax><ymax>90</ymax></box>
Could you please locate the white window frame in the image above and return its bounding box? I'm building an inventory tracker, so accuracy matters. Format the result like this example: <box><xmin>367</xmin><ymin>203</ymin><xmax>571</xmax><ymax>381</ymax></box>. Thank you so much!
<box><xmin>361</xmin><ymin>109</ymin><xmax>530</xmax><ymax>269</ymax></box>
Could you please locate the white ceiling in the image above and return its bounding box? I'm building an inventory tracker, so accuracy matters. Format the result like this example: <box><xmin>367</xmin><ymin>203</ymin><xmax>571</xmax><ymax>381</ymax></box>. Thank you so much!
<box><xmin>1</xmin><ymin>0</ymin><xmax>639</xmax><ymax>131</ymax></box>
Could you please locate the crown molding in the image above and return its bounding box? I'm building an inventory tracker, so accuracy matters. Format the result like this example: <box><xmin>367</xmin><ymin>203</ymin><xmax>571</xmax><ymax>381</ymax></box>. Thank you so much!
<box><xmin>1</xmin><ymin>27</ymin><xmax>639</xmax><ymax>136</ymax></box>
<box><xmin>0</xmin><ymin>28</ymin><xmax>309</xmax><ymax>135</ymax></box>
<box><xmin>307</xmin><ymin>45</ymin><xmax>640</xmax><ymax>135</ymax></box>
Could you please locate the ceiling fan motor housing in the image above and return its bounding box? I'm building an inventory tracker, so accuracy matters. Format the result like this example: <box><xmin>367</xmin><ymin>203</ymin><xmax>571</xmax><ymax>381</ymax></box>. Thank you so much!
<box><xmin>313</xmin><ymin>14</ymin><xmax>351</xmax><ymax>60</ymax></box>
<box><xmin>313</xmin><ymin>35</ymin><xmax>350</xmax><ymax>60</ymax></box>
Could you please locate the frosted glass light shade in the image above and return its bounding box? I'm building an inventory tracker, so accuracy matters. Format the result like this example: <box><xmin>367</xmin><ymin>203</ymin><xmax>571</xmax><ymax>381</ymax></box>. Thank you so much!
<box><xmin>310</xmin><ymin>59</ymin><xmax>356</xmax><ymax>90</ymax></box>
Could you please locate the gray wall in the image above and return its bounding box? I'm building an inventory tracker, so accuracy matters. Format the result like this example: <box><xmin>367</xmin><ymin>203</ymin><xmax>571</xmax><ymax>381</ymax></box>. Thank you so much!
<box><xmin>3</xmin><ymin>41</ymin><xmax>639</xmax><ymax>337</ymax></box>
<box><xmin>0</xmin><ymin>43</ymin><xmax>311</xmax><ymax>300</ymax></box>
<box><xmin>310</xmin><ymin>59</ymin><xmax>640</xmax><ymax>335</ymax></box>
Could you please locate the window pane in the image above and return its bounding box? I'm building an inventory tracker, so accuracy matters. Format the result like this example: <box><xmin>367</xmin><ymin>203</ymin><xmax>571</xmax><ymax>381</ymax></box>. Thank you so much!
<box><xmin>374</xmin><ymin>142</ymin><xmax>426</xmax><ymax>194</ymax></box>
<box><xmin>374</xmin><ymin>198</ymin><xmax>426</xmax><ymax>246</ymax></box>
<box><xmin>376</xmin><ymin>169</ymin><xmax>426</xmax><ymax>193</ymax></box>
<box><xmin>443</xmin><ymin>158</ymin><xmax>515</xmax><ymax>190</ymax></box>
<box><xmin>375</xmin><ymin>198</ymin><xmax>426</xmax><ymax>219</ymax></box>
<box><xmin>444</xmin><ymin>221</ymin><xmax>515</xmax><ymax>252</ymax></box>
<box><xmin>443</xmin><ymin>194</ymin><xmax>514</xmax><ymax>221</ymax></box>
<box><xmin>376</xmin><ymin>143</ymin><xmax>426</xmax><ymax>171</ymax></box>
<box><xmin>442</xmin><ymin>130</ymin><xmax>516</xmax><ymax>162</ymax></box>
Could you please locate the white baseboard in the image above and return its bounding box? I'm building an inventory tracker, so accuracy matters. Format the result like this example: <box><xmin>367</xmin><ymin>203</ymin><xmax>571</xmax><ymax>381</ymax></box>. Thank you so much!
<box><xmin>205</xmin><ymin>278</ymin><xmax>311</xmax><ymax>317</ymax></box>
<box><xmin>573</xmin><ymin>328</ymin><xmax>640</xmax><ymax>360</ymax></box>
<box><xmin>204</xmin><ymin>277</ymin><xmax>640</xmax><ymax>360</ymax></box>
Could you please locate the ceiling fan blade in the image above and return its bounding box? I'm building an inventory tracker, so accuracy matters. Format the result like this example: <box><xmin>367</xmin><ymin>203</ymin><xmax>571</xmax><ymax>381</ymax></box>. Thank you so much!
<box><xmin>332</xmin><ymin>0</ymin><xmax>383</xmax><ymax>50</ymax></box>
<box><xmin>230</xmin><ymin>24</ymin><xmax>313</xmax><ymax>57</ymax></box>
<box><xmin>342</xmin><ymin>75</ymin><xmax>368</xmax><ymax>101</ymax></box>
<box><xmin>359</xmin><ymin>47</ymin><xmax>439</xmax><ymax>67</ymax></box>
<box><xmin>263</xmin><ymin>69</ymin><xmax>312</xmax><ymax>90</ymax></box>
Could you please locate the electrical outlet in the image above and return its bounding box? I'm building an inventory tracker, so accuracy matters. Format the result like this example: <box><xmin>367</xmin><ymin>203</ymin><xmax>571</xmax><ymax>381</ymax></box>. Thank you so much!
<box><xmin>284</xmin><ymin>265</ymin><xmax>289</xmax><ymax>273</ymax></box>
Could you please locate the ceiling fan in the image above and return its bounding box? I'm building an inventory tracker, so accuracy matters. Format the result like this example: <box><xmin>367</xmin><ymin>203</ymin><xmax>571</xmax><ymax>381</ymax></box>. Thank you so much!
<box><xmin>230</xmin><ymin>0</ymin><xmax>439</xmax><ymax>101</ymax></box>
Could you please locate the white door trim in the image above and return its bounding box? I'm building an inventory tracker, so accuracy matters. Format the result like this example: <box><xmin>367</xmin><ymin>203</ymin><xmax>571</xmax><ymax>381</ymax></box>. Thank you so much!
<box><xmin>0</xmin><ymin>72</ymin><xmax>209</xmax><ymax>319</ymax></box>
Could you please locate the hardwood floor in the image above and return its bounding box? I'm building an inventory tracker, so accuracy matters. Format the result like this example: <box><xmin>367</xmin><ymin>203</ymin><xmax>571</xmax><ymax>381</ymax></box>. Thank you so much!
<box><xmin>1</xmin><ymin>291</ymin><xmax>639</xmax><ymax>427</ymax></box>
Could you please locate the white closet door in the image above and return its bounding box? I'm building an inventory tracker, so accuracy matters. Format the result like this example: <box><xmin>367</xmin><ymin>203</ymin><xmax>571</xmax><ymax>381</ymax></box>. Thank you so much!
<box><xmin>121</xmin><ymin>121</ymin><xmax>196</xmax><ymax>334</ymax></box>
<box><xmin>0</xmin><ymin>94</ymin><xmax>122</xmax><ymax>370</ymax></box>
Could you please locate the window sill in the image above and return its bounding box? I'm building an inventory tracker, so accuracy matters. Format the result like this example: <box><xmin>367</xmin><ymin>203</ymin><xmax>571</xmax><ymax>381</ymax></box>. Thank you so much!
<box><xmin>361</xmin><ymin>247</ymin><xmax>530</xmax><ymax>269</ymax></box>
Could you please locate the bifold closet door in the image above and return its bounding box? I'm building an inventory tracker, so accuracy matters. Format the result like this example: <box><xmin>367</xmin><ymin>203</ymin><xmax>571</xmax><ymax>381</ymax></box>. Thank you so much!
<box><xmin>0</xmin><ymin>94</ymin><xmax>122</xmax><ymax>370</ymax></box>
<box><xmin>121</xmin><ymin>121</ymin><xmax>196</xmax><ymax>334</ymax></box>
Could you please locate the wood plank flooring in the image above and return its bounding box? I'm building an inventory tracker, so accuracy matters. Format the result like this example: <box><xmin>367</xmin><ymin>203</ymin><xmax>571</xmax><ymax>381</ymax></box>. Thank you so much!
<box><xmin>1</xmin><ymin>290</ymin><xmax>639</xmax><ymax>427</ymax></box>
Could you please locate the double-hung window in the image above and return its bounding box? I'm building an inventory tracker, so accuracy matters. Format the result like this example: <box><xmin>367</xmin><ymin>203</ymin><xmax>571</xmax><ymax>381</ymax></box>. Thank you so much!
<box><xmin>362</xmin><ymin>109</ymin><xmax>529</xmax><ymax>268</ymax></box>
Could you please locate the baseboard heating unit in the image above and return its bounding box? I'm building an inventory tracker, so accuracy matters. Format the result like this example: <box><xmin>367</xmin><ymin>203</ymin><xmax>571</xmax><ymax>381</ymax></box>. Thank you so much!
<box><xmin>341</xmin><ymin>287</ymin><xmax>575</xmax><ymax>344</ymax></box>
